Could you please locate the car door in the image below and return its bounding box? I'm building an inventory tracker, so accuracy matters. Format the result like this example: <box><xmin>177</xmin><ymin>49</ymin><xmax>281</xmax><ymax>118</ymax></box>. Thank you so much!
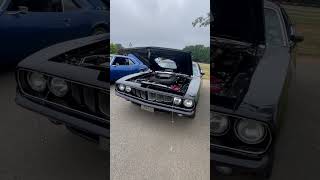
<box><xmin>59</xmin><ymin>0</ymin><xmax>96</xmax><ymax>39</ymax></box>
<box><xmin>0</xmin><ymin>0</ymin><xmax>76</xmax><ymax>65</ymax></box>
<box><xmin>111</xmin><ymin>56</ymin><xmax>138</xmax><ymax>80</ymax></box>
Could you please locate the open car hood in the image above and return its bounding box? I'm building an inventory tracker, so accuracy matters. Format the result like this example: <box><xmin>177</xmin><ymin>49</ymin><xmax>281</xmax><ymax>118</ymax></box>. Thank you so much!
<box><xmin>120</xmin><ymin>47</ymin><xmax>193</xmax><ymax>76</ymax></box>
<box><xmin>211</xmin><ymin>0</ymin><xmax>265</xmax><ymax>45</ymax></box>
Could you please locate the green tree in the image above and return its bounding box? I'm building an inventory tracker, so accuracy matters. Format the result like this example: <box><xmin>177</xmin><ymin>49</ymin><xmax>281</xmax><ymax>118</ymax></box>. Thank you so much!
<box><xmin>183</xmin><ymin>45</ymin><xmax>210</xmax><ymax>63</ymax></box>
<box><xmin>110</xmin><ymin>43</ymin><xmax>118</xmax><ymax>54</ymax></box>
<box><xmin>192</xmin><ymin>13</ymin><xmax>210</xmax><ymax>27</ymax></box>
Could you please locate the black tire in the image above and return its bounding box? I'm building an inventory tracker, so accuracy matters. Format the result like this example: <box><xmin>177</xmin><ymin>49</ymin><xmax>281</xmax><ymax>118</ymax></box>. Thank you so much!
<box><xmin>93</xmin><ymin>27</ymin><xmax>107</xmax><ymax>35</ymax></box>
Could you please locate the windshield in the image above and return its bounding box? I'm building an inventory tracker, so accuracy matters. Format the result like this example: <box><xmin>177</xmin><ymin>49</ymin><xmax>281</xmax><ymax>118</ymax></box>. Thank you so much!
<box><xmin>193</xmin><ymin>63</ymin><xmax>200</xmax><ymax>76</ymax></box>
<box><xmin>265</xmin><ymin>8</ymin><xmax>285</xmax><ymax>46</ymax></box>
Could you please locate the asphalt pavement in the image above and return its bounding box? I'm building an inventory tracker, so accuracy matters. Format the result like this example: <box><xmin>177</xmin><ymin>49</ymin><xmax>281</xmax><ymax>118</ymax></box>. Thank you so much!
<box><xmin>111</xmin><ymin>80</ymin><xmax>210</xmax><ymax>180</ymax></box>
<box><xmin>0</xmin><ymin>70</ymin><xmax>108</xmax><ymax>180</ymax></box>
<box><xmin>212</xmin><ymin>56</ymin><xmax>320</xmax><ymax>180</ymax></box>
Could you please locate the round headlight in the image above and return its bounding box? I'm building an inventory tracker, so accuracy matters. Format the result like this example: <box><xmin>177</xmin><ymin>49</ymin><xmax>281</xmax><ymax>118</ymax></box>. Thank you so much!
<box><xmin>125</xmin><ymin>86</ymin><xmax>131</xmax><ymax>92</ymax></box>
<box><xmin>173</xmin><ymin>97</ymin><xmax>182</xmax><ymax>105</ymax></box>
<box><xmin>49</xmin><ymin>78</ymin><xmax>69</xmax><ymax>97</ymax></box>
<box><xmin>118</xmin><ymin>84</ymin><xmax>125</xmax><ymax>91</ymax></box>
<box><xmin>183</xmin><ymin>99</ymin><xmax>194</xmax><ymax>108</ymax></box>
<box><xmin>211</xmin><ymin>112</ymin><xmax>229</xmax><ymax>135</ymax></box>
<box><xmin>236</xmin><ymin>119</ymin><xmax>266</xmax><ymax>144</ymax></box>
<box><xmin>27</xmin><ymin>72</ymin><xmax>46</xmax><ymax>92</ymax></box>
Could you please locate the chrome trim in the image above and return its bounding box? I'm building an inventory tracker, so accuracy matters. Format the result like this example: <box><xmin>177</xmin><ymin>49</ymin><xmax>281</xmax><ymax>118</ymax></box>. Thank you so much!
<box><xmin>117</xmin><ymin>90</ymin><xmax>194</xmax><ymax>112</ymax></box>
<box><xmin>17</xmin><ymin>69</ymin><xmax>109</xmax><ymax>122</ymax></box>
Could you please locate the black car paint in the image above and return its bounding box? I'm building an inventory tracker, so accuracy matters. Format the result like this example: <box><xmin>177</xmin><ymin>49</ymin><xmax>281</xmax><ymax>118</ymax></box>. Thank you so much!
<box><xmin>212</xmin><ymin>0</ymin><xmax>265</xmax><ymax>44</ymax></box>
<box><xmin>211</xmin><ymin>0</ymin><xmax>300</xmax><ymax>176</ymax></box>
<box><xmin>15</xmin><ymin>34</ymin><xmax>110</xmax><ymax>145</ymax></box>
<box><xmin>116</xmin><ymin>47</ymin><xmax>201</xmax><ymax>117</ymax></box>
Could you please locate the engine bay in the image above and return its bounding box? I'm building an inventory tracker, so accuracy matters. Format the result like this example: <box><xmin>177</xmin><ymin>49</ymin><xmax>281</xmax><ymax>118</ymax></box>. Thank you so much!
<box><xmin>211</xmin><ymin>42</ymin><xmax>260</xmax><ymax>108</ymax></box>
<box><xmin>129</xmin><ymin>72</ymin><xmax>191</xmax><ymax>95</ymax></box>
<box><xmin>51</xmin><ymin>41</ymin><xmax>108</xmax><ymax>70</ymax></box>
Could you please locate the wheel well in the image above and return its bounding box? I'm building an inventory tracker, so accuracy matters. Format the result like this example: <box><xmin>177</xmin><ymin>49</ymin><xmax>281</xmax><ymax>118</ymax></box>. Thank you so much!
<box><xmin>92</xmin><ymin>23</ymin><xmax>108</xmax><ymax>33</ymax></box>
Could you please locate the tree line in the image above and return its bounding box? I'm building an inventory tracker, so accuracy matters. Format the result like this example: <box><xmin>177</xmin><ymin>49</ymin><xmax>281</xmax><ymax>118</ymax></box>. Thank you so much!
<box><xmin>110</xmin><ymin>43</ymin><xmax>210</xmax><ymax>64</ymax></box>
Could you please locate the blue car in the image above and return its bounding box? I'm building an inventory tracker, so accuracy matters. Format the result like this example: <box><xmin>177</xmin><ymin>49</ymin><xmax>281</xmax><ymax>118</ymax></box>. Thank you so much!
<box><xmin>110</xmin><ymin>54</ymin><xmax>148</xmax><ymax>82</ymax></box>
<box><xmin>0</xmin><ymin>0</ymin><xmax>108</xmax><ymax>65</ymax></box>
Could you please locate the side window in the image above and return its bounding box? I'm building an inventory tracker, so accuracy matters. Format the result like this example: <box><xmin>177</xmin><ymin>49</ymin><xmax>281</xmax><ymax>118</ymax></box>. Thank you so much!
<box><xmin>264</xmin><ymin>8</ymin><xmax>285</xmax><ymax>46</ymax></box>
<box><xmin>63</xmin><ymin>0</ymin><xmax>80</xmax><ymax>11</ymax></box>
<box><xmin>192</xmin><ymin>64</ymin><xmax>200</xmax><ymax>76</ymax></box>
<box><xmin>112</xmin><ymin>57</ymin><xmax>134</xmax><ymax>66</ymax></box>
<box><xmin>7</xmin><ymin>0</ymin><xmax>62</xmax><ymax>12</ymax></box>
<box><xmin>128</xmin><ymin>59</ymin><xmax>135</xmax><ymax>65</ymax></box>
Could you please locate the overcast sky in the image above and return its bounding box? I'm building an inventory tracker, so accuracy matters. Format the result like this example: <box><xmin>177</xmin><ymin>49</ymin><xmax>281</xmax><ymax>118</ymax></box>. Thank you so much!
<box><xmin>111</xmin><ymin>0</ymin><xmax>209</xmax><ymax>49</ymax></box>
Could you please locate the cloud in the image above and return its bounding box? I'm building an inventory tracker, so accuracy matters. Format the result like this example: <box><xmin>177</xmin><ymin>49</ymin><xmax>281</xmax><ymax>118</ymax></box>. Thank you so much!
<box><xmin>111</xmin><ymin>0</ymin><xmax>209</xmax><ymax>49</ymax></box>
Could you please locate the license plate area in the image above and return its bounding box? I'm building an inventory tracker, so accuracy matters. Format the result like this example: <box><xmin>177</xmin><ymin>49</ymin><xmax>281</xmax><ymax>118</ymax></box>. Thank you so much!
<box><xmin>141</xmin><ymin>105</ymin><xmax>154</xmax><ymax>112</ymax></box>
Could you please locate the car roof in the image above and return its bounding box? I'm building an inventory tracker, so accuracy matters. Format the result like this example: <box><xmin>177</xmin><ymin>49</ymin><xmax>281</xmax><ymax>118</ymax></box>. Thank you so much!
<box><xmin>123</xmin><ymin>47</ymin><xmax>191</xmax><ymax>54</ymax></box>
<box><xmin>110</xmin><ymin>54</ymin><xmax>131</xmax><ymax>58</ymax></box>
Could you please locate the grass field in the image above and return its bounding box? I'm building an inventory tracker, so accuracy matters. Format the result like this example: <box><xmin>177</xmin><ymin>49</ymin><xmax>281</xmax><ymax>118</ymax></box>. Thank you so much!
<box><xmin>285</xmin><ymin>5</ymin><xmax>320</xmax><ymax>57</ymax></box>
<box><xmin>198</xmin><ymin>63</ymin><xmax>210</xmax><ymax>80</ymax></box>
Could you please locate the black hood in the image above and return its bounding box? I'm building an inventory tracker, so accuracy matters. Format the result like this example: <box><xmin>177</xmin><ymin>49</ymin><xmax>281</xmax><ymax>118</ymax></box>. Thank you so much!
<box><xmin>120</xmin><ymin>47</ymin><xmax>193</xmax><ymax>76</ymax></box>
<box><xmin>211</xmin><ymin>0</ymin><xmax>265</xmax><ymax>45</ymax></box>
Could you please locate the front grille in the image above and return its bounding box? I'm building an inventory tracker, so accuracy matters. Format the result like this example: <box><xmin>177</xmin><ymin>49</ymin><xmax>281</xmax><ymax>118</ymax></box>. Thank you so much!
<box><xmin>71</xmin><ymin>84</ymin><xmax>109</xmax><ymax>119</ymax></box>
<box><xmin>18</xmin><ymin>70</ymin><xmax>109</xmax><ymax>128</ymax></box>
<box><xmin>131</xmin><ymin>88</ymin><xmax>173</xmax><ymax>105</ymax></box>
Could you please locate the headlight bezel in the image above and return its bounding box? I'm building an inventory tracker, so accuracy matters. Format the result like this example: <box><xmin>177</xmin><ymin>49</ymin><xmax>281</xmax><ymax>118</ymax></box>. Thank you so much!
<box><xmin>210</xmin><ymin>112</ymin><xmax>230</xmax><ymax>136</ymax></box>
<box><xmin>118</xmin><ymin>84</ymin><xmax>125</xmax><ymax>91</ymax></box>
<box><xmin>27</xmin><ymin>72</ymin><xmax>47</xmax><ymax>92</ymax></box>
<box><xmin>234</xmin><ymin>119</ymin><xmax>267</xmax><ymax>145</ymax></box>
<box><xmin>173</xmin><ymin>97</ymin><xmax>182</xmax><ymax>105</ymax></box>
<box><xmin>183</xmin><ymin>99</ymin><xmax>194</xmax><ymax>108</ymax></box>
<box><xmin>48</xmin><ymin>77</ymin><xmax>70</xmax><ymax>98</ymax></box>
<box><xmin>211</xmin><ymin>112</ymin><xmax>270</xmax><ymax>145</ymax></box>
<box><xmin>125</xmin><ymin>86</ymin><xmax>132</xmax><ymax>93</ymax></box>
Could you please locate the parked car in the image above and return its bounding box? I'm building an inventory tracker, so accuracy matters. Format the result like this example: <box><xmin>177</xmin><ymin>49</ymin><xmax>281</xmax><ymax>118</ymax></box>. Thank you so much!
<box><xmin>0</xmin><ymin>0</ymin><xmax>108</xmax><ymax>66</ymax></box>
<box><xmin>211</xmin><ymin>0</ymin><xmax>303</xmax><ymax>178</ymax></box>
<box><xmin>110</xmin><ymin>54</ymin><xmax>148</xmax><ymax>82</ymax></box>
<box><xmin>15</xmin><ymin>34</ymin><xmax>109</xmax><ymax>150</ymax></box>
<box><xmin>115</xmin><ymin>47</ymin><xmax>203</xmax><ymax>118</ymax></box>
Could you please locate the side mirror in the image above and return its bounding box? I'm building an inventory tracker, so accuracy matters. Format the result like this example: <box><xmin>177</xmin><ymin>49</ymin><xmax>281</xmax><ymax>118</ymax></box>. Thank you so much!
<box><xmin>291</xmin><ymin>34</ymin><xmax>304</xmax><ymax>43</ymax></box>
<box><xmin>200</xmin><ymin>70</ymin><xmax>205</xmax><ymax>76</ymax></box>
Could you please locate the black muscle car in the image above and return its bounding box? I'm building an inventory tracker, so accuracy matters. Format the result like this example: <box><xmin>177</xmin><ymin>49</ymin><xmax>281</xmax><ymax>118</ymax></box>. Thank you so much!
<box><xmin>15</xmin><ymin>34</ymin><xmax>110</xmax><ymax>150</ymax></box>
<box><xmin>211</xmin><ymin>0</ymin><xmax>303</xmax><ymax>178</ymax></box>
<box><xmin>115</xmin><ymin>47</ymin><xmax>203</xmax><ymax>118</ymax></box>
